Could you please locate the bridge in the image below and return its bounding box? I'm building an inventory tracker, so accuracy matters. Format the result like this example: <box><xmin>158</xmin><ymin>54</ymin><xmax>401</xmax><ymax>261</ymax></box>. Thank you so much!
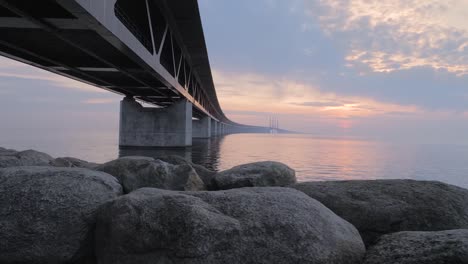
<box><xmin>0</xmin><ymin>0</ymin><xmax>272</xmax><ymax>147</ymax></box>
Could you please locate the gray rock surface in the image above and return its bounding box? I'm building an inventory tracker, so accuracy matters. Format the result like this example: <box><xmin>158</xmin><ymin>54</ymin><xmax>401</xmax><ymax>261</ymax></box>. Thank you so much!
<box><xmin>156</xmin><ymin>155</ymin><xmax>217</xmax><ymax>190</ymax></box>
<box><xmin>97</xmin><ymin>156</ymin><xmax>205</xmax><ymax>193</ymax></box>
<box><xmin>0</xmin><ymin>147</ymin><xmax>17</xmax><ymax>155</ymax></box>
<box><xmin>363</xmin><ymin>229</ymin><xmax>468</xmax><ymax>264</ymax></box>
<box><xmin>0</xmin><ymin>149</ymin><xmax>54</xmax><ymax>168</ymax></box>
<box><xmin>0</xmin><ymin>155</ymin><xmax>19</xmax><ymax>168</ymax></box>
<box><xmin>0</xmin><ymin>166</ymin><xmax>122</xmax><ymax>263</ymax></box>
<box><xmin>215</xmin><ymin>161</ymin><xmax>296</xmax><ymax>190</ymax></box>
<box><xmin>95</xmin><ymin>187</ymin><xmax>365</xmax><ymax>264</ymax></box>
<box><xmin>51</xmin><ymin>157</ymin><xmax>99</xmax><ymax>169</ymax></box>
<box><xmin>291</xmin><ymin>180</ymin><xmax>468</xmax><ymax>246</ymax></box>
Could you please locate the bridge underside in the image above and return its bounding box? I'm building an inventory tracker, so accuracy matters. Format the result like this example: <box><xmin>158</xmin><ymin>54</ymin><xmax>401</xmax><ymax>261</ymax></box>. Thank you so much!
<box><xmin>0</xmin><ymin>0</ymin><xmax>193</xmax><ymax>109</ymax></box>
<box><xmin>0</xmin><ymin>0</ymin><xmax>273</xmax><ymax>146</ymax></box>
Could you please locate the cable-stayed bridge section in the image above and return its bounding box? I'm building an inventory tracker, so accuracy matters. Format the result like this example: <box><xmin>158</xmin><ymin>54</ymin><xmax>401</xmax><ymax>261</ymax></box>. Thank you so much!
<box><xmin>0</xmin><ymin>0</ymin><xmax>268</xmax><ymax>147</ymax></box>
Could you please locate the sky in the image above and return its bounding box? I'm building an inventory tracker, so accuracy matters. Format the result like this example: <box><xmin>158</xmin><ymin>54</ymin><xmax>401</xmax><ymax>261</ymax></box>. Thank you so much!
<box><xmin>1</xmin><ymin>0</ymin><xmax>468</xmax><ymax>144</ymax></box>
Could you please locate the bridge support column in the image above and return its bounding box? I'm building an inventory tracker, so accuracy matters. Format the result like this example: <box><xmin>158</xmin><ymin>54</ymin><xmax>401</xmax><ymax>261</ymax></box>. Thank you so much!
<box><xmin>211</xmin><ymin>119</ymin><xmax>218</xmax><ymax>137</ymax></box>
<box><xmin>192</xmin><ymin>116</ymin><xmax>211</xmax><ymax>138</ymax></box>
<box><xmin>119</xmin><ymin>97</ymin><xmax>192</xmax><ymax>147</ymax></box>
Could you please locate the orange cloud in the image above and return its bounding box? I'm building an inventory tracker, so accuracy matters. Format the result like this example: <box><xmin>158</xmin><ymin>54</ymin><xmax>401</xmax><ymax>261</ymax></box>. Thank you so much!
<box><xmin>307</xmin><ymin>0</ymin><xmax>468</xmax><ymax>75</ymax></box>
<box><xmin>213</xmin><ymin>69</ymin><xmax>420</xmax><ymax>123</ymax></box>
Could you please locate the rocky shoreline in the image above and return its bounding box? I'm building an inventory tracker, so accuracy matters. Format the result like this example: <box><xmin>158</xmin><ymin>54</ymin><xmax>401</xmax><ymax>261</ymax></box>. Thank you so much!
<box><xmin>1</xmin><ymin>147</ymin><xmax>468</xmax><ymax>263</ymax></box>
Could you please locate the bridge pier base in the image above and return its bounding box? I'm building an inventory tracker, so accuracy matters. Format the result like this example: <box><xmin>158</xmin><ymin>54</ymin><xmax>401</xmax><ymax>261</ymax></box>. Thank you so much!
<box><xmin>119</xmin><ymin>97</ymin><xmax>192</xmax><ymax>147</ymax></box>
<box><xmin>192</xmin><ymin>116</ymin><xmax>211</xmax><ymax>138</ymax></box>
<box><xmin>211</xmin><ymin>119</ymin><xmax>218</xmax><ymax>137</ymax></box>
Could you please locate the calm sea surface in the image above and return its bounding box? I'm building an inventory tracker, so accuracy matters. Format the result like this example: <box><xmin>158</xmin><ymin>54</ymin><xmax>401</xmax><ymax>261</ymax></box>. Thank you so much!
<box><xmin>2</xmin><ymin>133</ymin><xmax>468</xmax><ymax>188</ymax></box>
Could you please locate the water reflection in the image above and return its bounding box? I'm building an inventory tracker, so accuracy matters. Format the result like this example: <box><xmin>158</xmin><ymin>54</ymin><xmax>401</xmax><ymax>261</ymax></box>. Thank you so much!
<box><xmin>119</xmin><ymin>136</ymin><xmax>227</xmax><ymax>171</ymax></box>
<box><xmin>119</xmin><ymin>134</ymin><xmax>468</xmax><ymax>189</ymax></box>
<box><xmin>5</xmin><ymin>130</ymin><xmax>468</xmax><ymax>188</ymax></box>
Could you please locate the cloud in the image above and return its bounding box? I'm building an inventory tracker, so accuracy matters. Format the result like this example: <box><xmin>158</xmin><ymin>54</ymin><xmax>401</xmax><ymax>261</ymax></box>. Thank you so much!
<box><xmin>212</xmin><ymin>69</ymin><xmax>420</xmax><ymax>122</ymax></box>
<box><xmin>200</xmin><ymin>0</ymin><xmax>468</xmax><ymax>111</ymax></box>
<box><xmin>305</xmin><ymin>0</ymin><xmax>468</xmax><ymax>75</ymax></box>
<box><xmin>224</xmin><ymin>110</ymin><xmax>272</xmax><ymax>116</ymax></box>
<box><xmin>82</xmin><ymin>98</ymin><xmax>119</xmax><ymax>104</ymax></box>
<box><xmin>0</xmin><ymin>57</ymin><xmax>106</xmax><ymax>93</ymax></box>
<box><xmin>345</xmin><ymin>50</ymin><xmax>468</xmax><ymax>75</ymax></box>
<box><xmin>289</xmin><ymin>101</ymin><xmax>353</xmax><ymax>107</ymax></box>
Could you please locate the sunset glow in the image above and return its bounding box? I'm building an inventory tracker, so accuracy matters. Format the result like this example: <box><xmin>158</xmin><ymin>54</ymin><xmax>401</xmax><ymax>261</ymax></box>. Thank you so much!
<box><xmin>0</xmin><ymin>0</ymin><xmax>467</xmax><ymax>143</ymax></box>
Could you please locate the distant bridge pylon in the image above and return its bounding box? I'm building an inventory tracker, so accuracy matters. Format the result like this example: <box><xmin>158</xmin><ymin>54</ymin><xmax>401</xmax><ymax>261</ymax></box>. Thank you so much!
<box><xmin>269</xmin><ymin>115</ymin><xmax>279</xmax><ymax>134</ymax></box>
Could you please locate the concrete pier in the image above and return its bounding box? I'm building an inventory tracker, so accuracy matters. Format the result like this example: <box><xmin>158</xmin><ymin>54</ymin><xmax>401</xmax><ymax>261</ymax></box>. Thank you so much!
<box><xmin>218</xmin><ymin>123</ymin><xmax>223</xmax><ymax>135</ymax></box>
<box><xmin>193</xmin><ymin>116</ymin><xmax>211</xmax><ymax>138</ymax></box>
<box><xmin>211</xmin><ymin>119</ymin><xmax>218</xmax><ymax>137</ymax></box>
<box><xmin>119</xmin><ymin>97</ymin><xmax>192</xmax><ymax>147</ymax></box>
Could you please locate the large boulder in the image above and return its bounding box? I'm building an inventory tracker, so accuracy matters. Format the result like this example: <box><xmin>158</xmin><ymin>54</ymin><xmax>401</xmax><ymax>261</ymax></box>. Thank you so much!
<box><xmin>0</xmin><ymin>147</ymin><xmax>17</xmax><ymax>155</ymax></box>
<box><xmin>291</xmin><ymin>180</ymin><xmax>468</xmax><ymax>246</ymax></box>
<box><xmin>97</xmin><ymin>156</ymin><xmax>205</xmax><ymax>193</ymax></box>
<box><xmin>0</xmin><ymin>155</ymin><xmax>18</xmax><ymax>168</ymax></box>
<box><xmin>214</xmin><ymin>161</ymin><xmax>296</xmax><ymax>190</ymax></box>
<box><xmin>51</xmin><ymin>157</ymin><xmax>99</xmax><ymax>169</ymax></box>
<box><xmin>363</xmin><ymin>229</ymin><xmax>468</xmax><ymax>264</ymax></box>
<box><xmin>0</xmin><ymin>149</ymin><xmax>54</xmax><ymax>168</ymax></box>
<box><xmin>156</xmin><ymin>155</ymin><xmax>217</xmax><ymax>190</ymax></box>
<box><xmin>0</xmin><ymin>166</ymin><xmax>122</xmax><ymax>263</ymax></box>
<box><xmin>95</xmin><ymin>187</ymin><xmax>365</xmax><ymax>264</ymax></box>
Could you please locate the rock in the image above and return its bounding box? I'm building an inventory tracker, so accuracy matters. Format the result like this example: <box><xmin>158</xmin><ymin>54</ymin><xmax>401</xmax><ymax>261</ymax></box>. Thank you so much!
<box><xmin>14</xmin><ymin>149</ymin><xmax>53</xmax><ymax>165</ymax></box>
<box><xmin>0</xmin><ymin>166</ymin><xmax>122</xmax><ymax>263</ymax></box>
<box><xmin>95</xmin><ymin>187</ymin><xmax>365</xmax><ymax>264</ymax></box>
<box><xmin>0</xmin><ymin>147</ymin><xmax>17</xmax><ymax>155</ymax></box>
<box><xmin>291</xmin><ymin>180</ymin><xmax>468</xmax><ymax>246</ymax></box>
<box><xmin>0</xmin><ymin>149</ymin><xmax>54</xmax><ymax>168</ymax></box>
<box><xmin>363</xmin><ymin>229</ymin><xmax>468</xmax><ymax>264</ymax></box>
<box><xmin>0</xmin><ymin>156</ymin><xmax>20</xmax><ymax>168</ymax></box>
<box><xmin>214</xmin><ymin>161</ymin><xmax>296</xmax><ymax>190</ymax></box>
<box><xmin>51</xmin><ymin>157</ymin><xmax>99</xmax><ymax>169</ymax></box>
<box><xmin>156</xmin><ymin>155</ymin><xmax>217</xmax><ymax>190</ymax></box>
<box><xmin>97</xmin><ymin>156</ymin><xmax>205</xmax><ymax>193</ymax></box>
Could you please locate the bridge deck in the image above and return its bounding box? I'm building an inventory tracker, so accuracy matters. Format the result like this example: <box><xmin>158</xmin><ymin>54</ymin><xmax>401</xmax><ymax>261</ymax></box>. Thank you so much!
<box><xmin>0</xmin><ymin>0</ymin><xmax>229</xmax><ymax>121</ymax></box>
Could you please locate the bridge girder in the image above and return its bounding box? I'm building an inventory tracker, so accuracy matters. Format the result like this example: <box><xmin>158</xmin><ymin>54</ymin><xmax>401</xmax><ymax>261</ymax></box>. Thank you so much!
<box><xmin>0</xmin><ymin>0</ymin><xmax>238</xmax><ymax>124</ymax></box>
